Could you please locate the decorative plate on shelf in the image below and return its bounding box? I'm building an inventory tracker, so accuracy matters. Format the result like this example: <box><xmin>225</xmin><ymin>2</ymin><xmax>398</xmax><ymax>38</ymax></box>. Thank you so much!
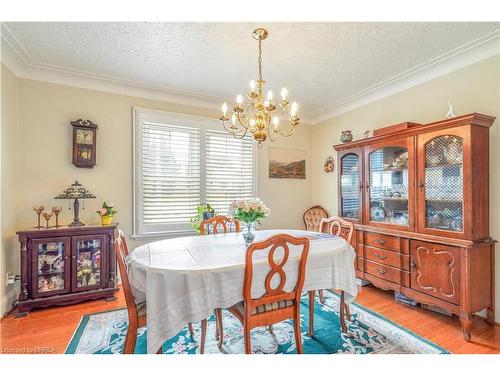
<box><xmin>370</xmin><ymin>206</ymin><xmax>386</xmax><ymax>222</ymax></box>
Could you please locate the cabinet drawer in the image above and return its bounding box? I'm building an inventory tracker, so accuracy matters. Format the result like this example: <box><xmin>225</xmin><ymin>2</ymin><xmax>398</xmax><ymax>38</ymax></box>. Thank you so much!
<box><xmin>364</xmin><ymin>232</ymin><xmax>400</xmax><ymax>252</ymax></box>
<box><xmin>364</xmin><ymin>246</ymin><xmax>409</xmax><ymax>270</ymax></box>
<box><xmin>365</xmin><ymin>260</ymin><xmax>401</xmax><ymax>284</ymax></box>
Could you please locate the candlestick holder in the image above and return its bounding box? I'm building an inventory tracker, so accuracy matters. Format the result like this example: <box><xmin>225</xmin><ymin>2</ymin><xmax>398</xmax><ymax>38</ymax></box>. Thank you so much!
<box><xmin>42</xmin><ymin>211</ymin><xmax>53</xmax><ymax>229</ymax></box>
<box><xmin>52</xmin><ymin>206</ymin><xmax>62</xmax><ymax>228</ymax></box>
<box><xmin>33</xmin><ymin>205</ymin><xmax>45</xmax><ymax>229</ymax></box>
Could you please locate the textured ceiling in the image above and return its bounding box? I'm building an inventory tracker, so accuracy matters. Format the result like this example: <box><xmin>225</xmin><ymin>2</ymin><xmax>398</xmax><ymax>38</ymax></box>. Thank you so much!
<box><xmin>4</xmin><ymin>22</ymin><xmax>499</xmax><ymax>114</ymax></box>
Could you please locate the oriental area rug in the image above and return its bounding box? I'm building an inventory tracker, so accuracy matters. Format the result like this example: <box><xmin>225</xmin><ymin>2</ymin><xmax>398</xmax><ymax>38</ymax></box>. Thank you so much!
<box><xmin>65</xmin><ymin>291</ymin><xmax>448</xmax><ymax>354</ymax></box>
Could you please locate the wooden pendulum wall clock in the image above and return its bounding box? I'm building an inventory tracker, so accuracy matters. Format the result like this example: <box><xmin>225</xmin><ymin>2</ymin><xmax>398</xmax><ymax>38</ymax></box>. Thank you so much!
<box><xmin>71</xmin><ymin>119</ymin><xmax>98</xmax><ymax>168</ymax></box>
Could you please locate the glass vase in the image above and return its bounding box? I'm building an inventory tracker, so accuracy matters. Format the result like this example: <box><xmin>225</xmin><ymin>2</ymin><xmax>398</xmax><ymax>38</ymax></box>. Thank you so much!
<box><xmin>242</xmin><ymin>221</ymin><xmax>256</xmax><ymax>245</ymax></box>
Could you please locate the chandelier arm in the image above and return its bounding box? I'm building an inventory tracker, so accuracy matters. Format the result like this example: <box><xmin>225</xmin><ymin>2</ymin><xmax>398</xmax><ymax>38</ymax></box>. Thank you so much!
<box><xmin>267</xmin><ymin>126</ymin><xmax>278</xmax><ymax>142</ymax></box>
<box><xmin>277</xmin><ymin>122</ymin><xmax>298</xmax><ymax>137</ymax></box>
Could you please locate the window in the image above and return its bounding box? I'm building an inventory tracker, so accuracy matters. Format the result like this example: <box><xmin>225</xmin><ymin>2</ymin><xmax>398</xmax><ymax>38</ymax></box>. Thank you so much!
<box><xmin>133</xmin><ymin>108</ymin><xmax>257</xmax><ymax>238</ymax></box>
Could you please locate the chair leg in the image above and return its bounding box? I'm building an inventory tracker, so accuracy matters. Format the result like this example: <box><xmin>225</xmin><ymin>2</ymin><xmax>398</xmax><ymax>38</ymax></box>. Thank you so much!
<box><xmin>200</xmin><ymin>319</ymin><xmax>207</xmax><ymax>354</ymax></box>
<box><xmin>318</xmin><ymin>290</ymin><xmax>325</xmax><ymax>304</ymax></box>
<box><xmin>244</xmin><ymin>326</ymin><xmax>252</xmax><ymax>354</ymax></box>
<box><xmin>188</xmin><ymin>322</ymin><xmax>194</xmax><ymax>337</ymax></box>
<box><xmin>123</xmin><ymin>327</ymin><xmax>137</xmax><ymax>354</ymax></box>
<box><xmin>156</xmin><ymin>346</ymin><xmax>163</xmax><ymax>354</ymax></box>
<box><xmin>214</xmin><ymin>308</ymin><xmax>220</xmax><ymax>340</ymax></box>
<box><xmin>308</xmin><ymin>290</ymin><xmax>315</xmax><ymax>336</ymax></box>
<box><xmin>340</xmin><ymin>291</ymin><xmax>347</xmax><ymax>333</ymax></box>
<box><xmin>293</xmin><ymin>309</ymin><xmax>303</xmax><ymax>354</ymax></box>
<box><xmin>345</xmin><ymin>303</ymin><xmax>351</xmax><ymax>321</ymax></box>
<box><xmin>269</xmin><ymin>324</ymin><xmax>274</xmax><ymax>334</ymax></box>
<box><xmin>215</xmin><ymin>308</ymin><xmax>224</xmax><ymax>349</ymax></box>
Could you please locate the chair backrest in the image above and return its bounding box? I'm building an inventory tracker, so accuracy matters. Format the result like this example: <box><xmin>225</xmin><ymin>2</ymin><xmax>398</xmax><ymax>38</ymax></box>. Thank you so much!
<box><xmin>320</xmin><ymin>216</ymin><xmax>355</xmax><ymax>245</ymax></box>
<box><xmin>243</xmin><ymin>234</ymin><xmax>310</xmax><ymax>313</ymax></box>
<box><xmin>115</xmin><ymin>231</ymin><xmax>139</xmax><ymax>322</ymax></box>
<box><xmin>303</xmin><ymin>205</ymin><xmax>329</xmax><ymax>232</ymax></box>
<box><xmin>200</xmin><ymin>215</ymin><xmax>240</xmax><ymax>235</ymax></box>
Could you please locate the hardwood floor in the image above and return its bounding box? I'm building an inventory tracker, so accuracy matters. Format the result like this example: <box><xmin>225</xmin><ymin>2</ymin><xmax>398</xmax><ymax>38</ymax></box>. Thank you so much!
<box><xmin>1</xmin><ymin>284</ymin><xmax>499</xmax><ymax>354</ymax></box>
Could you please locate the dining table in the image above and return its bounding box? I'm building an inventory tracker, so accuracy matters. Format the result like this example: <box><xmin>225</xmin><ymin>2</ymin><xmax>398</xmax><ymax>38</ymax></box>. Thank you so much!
<box><xmin>127</xmin><ymin>229</ymin><xmax>358</xmax><ymax>353</ymax></box>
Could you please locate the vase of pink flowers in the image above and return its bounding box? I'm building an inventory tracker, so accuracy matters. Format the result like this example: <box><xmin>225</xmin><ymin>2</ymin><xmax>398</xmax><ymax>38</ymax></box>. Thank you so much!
<box><xmin>230</xmin><ymin>199</ymin><xmax>270</xmax><ymax>244</ymax></box>
<box><xmin>97</xmin><ymin>202</ymin><xmax>117</xmax><ymax>225</ymax></box>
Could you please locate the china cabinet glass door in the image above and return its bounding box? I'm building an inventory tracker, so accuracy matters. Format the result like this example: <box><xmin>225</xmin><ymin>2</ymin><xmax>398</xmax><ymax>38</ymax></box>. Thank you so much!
<box><xmin>418</xmin><ymin>133</ymin><xmax>464</xmax><ymax>233</ymax></box>
<box><xmin>71</xmin><ymin>235</ymin><xmax>106</xmax><ymax>291</ymax></box>
<box><xmin>366</xmin><ymin>139</ymin><xmax>414</xmax><ymax>229</ymax></box>
<box><xmin>32</xmin><ymin>237</ymin><xmax>70</xmax><ymax>297</ymax></box>
<box><xmin>339</xmin><ymin>150</ymin><xmax>363</xmax><ymax>222</ymax></box>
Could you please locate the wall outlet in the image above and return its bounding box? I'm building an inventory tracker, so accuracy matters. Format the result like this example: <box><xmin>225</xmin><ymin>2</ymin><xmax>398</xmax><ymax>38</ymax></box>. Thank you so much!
<box><xmin>5</xmin><ymin>273</ymin><xmax>19</xmax><ymax>286</ymax></box>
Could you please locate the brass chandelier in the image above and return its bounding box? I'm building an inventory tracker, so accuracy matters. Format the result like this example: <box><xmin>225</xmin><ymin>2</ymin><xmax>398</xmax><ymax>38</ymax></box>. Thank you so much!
<box><xmin>219</xmin><ymin>28</ymin><xmax>299</xmax><ymax>146</ymax></box>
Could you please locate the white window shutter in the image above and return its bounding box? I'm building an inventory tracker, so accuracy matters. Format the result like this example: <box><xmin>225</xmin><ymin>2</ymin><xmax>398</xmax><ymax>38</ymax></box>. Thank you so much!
<box><xmin>141</xmin><ymin>122</ymin><xmax>201</xmax><ymax>227</ymax></box>
<box><xmin>206</xmin><ymin>130</ymin><xmax>254</xmax><ymax>215</ymax></box>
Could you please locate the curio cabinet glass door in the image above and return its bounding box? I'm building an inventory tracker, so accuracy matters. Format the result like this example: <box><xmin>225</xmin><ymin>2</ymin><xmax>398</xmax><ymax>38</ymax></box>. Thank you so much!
<box><xmin>417</xmin><ymin>127</ymin><xmax>468</xmax><ymax>237</ymax></box>
<box><xmin>365</xmin><ymin>138</ymin><xmax>415</xmax><ymax>230</ymax></box>
<box><xmin>338</xmin><ymin>149</ymin><xmax>363</xmax><ymax>223</ymax></box>
<box><xmin>31</xmin><ymin>237</ymin><xmax>71</xmax><ymax>298</ymax></box>
<box><xmin>71</xmin><ymin>235</ymin><xmax>107</xmax><ymax>292</ymax></box>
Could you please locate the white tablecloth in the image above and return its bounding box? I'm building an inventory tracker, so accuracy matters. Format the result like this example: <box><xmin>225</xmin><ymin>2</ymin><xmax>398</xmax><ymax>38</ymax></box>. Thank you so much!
<box><xmin>127</xmin><ymin>229</ymin><xmax>358</xmax><ymax>353</ymax></box>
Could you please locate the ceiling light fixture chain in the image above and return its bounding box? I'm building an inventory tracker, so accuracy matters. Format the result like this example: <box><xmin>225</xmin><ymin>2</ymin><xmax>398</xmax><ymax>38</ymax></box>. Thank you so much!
<box><xmin>219</xmin><ymin>28</ymin><xmax>300</xmax><ymax>146</ymax></box>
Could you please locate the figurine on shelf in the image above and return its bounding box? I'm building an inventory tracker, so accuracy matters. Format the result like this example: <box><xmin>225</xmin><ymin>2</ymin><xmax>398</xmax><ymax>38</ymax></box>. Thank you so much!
<box><xmin>340</xmin><ymin>130</ymin><xmax>353</xmax><ymax>143</ymax></box>
<box><xmin>446</xmin><ymin>100</ymin><xmax>456</xmax><ymax>119</ymax></box>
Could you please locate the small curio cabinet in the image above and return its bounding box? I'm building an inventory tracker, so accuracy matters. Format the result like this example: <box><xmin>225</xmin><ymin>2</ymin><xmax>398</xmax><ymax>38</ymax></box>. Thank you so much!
<box><xmin>16</xmin><ymin>224</ymin><xmax>117</xmax><ymax>315</ymax></box>
<box><xmin>334</xmin><ymin>113</ymin><xmax>495</xmax><ymax>342</ymax></box>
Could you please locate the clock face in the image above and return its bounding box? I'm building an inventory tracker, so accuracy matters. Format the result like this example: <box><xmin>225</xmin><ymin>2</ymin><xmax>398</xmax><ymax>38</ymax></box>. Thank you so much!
<box><xmin>76</xmin><ymin>129</ymin><xmax>94</xmax><ymax>145</ymax></box>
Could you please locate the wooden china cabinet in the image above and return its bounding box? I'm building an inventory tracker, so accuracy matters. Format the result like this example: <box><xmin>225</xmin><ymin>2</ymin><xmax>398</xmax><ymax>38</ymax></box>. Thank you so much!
<box><xmin>334</xmin><ymin>113</ymin><xmax>496</xmax><ymax>341</ymax></box>
<box><xmin>15</xmin><ymin>224</ymin><xmax>118</xmax><ymax>315</ymax></box>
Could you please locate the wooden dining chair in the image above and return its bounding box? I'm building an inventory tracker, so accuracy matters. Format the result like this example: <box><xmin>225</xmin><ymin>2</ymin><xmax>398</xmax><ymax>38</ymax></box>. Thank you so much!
<box><xmin>218</xmin><ymin>234</ymin><xmax>310</xmax><ymax>354</ymax></box>
<box><xmin>115</xmin><ymin>231</ymin><xmax>208</xmax><ymax>354</ymax></box>
<box><xmin>199</xmin><ymin>215</ymin><xmax>240</xmax><ymax>342</ymax></box>
<box><xmin>303</xmin><ymin>205</ymin><xmax>329</xmax><ymax>232</ymax></box>
<box><xmin>200</xmin><ymin>215</ymin><xmax>240</xmax><ymax>235</ymax></box>
<box><xmin>308</xmin><ymin>216</ymin><xmax>354</xmax><ymax>336</ymax></box>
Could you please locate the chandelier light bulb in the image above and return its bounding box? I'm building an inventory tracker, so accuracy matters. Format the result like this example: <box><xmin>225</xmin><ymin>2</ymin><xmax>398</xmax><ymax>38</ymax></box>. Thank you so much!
<box><xmin>236</xmin><ymin>94</ymin><xmax>243</xmax><ymax>104</ymax></box>
<box><xmin>249</xmin><ymin>80</ymin><xmax>256</xmax><ymax>91</ymax></box>
<box><xmin>231</xmin><ymin>113</ymin><xmax>236</xmax><ymax>125</ymax></box>
<box><xmin>280</xmin><ymin>88</ymin><xmax>288</xmax><ymax>100</ymax></box>
<box><xmin>272</xmin><ymin>116</ymin><xmax>280</xmax><ymax>130</ymax></box>
<box><xmin>222</xmin><ymin>102</ymin><xmax>228</xmax><ymax>116</ymax></box>
<box><xmin>290</xmin><ymin>101</ymin><xmax>298</xmax><ymax>117</ymax></box>
<box><xmin>266</xmin><ymin>90</ymin><xmax>273</xmax><ymax>100</ymax></box>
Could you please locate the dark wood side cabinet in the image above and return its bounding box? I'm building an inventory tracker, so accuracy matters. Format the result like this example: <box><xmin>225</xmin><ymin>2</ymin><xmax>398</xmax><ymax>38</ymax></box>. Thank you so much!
<box><xmin>334</xmin><ymin>113</ymin><xmax>496</xmax><ymax>341</ymax></box>
<box><xmin>16</xmin><ymin>224</ymin><xmax>118</xmax><ymax>315</ymax></box>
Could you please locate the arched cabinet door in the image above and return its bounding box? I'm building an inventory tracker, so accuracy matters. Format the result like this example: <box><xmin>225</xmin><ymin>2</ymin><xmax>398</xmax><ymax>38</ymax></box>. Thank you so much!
<box><xmin>338</xmin><ymin>148</ymin><xmax>363</xmax><ymax>223</ymax></box>
<box><xmin>364</xmin><ymin>137</ymin><xmax>415</xmax><ymax>231</ymax></box>
<box><xmin>416</xmin><ymin>127</ymin><xmax>469</xmax><ymax>238</ymax></box>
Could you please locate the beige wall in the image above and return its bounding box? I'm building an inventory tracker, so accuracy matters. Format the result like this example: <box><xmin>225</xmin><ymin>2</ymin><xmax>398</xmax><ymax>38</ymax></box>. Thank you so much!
<box><xmin>1</xmin><ymin>65</ymin><xmax>20</xmax><ymax>314</ymax></box>
<box><xmin>311</xmin><ymin>54</ymin><xmax>500</xmax><ymax>320</ymax></box>
<box><xmin>0</xmin><ymin>66</ymin><xmax>312</xmax><ymax>313</ymax></box>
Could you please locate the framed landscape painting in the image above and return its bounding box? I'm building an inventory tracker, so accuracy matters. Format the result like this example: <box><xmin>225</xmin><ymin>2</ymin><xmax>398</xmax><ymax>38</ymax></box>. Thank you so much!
<box><xmin>269</xmin><ymin>147</ymin><xmax>306</xmax><ymax>179</ymax></box>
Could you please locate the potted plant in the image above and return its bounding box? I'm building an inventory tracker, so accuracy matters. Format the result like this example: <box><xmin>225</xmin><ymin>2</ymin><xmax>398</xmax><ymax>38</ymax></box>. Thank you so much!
<box><xmin>190</xmin><ymin>204</ymin><xmax>215</xmax><ymax>234</ymax></box>
<box><xmin>230</xmin><ymin>199</ymin><xmax>270</xmax><ymax>244</ymax></box>
<box><xmin>96</xmin><ymin>202</ymin><xmax>117</xmax><ymax>225</ymax></box>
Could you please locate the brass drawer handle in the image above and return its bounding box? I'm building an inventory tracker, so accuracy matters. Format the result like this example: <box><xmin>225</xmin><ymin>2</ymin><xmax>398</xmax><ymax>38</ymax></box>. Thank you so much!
<box><xmin>374</xmin><ymin>239</ymin><xmax>387</xmax><ymax>245</ymax></box>
<box><xmin>375</xmin><ymin>254</ymin><xmax>387</xmax><ymax>260</ymax></box>
<box><xmin>375</xmin><ymin>268</ymin><xmax>387</xmax><ymax>275</ymax></box>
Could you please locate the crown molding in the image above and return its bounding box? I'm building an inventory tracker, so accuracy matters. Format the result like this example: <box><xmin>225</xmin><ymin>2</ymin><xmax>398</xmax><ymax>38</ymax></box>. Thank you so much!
<box><xmin>2</xmin><ymin>23</ymin><xmax>499</xmax><ymax>125</ymax></box>
<box><xmin>309</xmin><ymin>29</ymin><xmax>500</xmax><ymax>124</ymax></box>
